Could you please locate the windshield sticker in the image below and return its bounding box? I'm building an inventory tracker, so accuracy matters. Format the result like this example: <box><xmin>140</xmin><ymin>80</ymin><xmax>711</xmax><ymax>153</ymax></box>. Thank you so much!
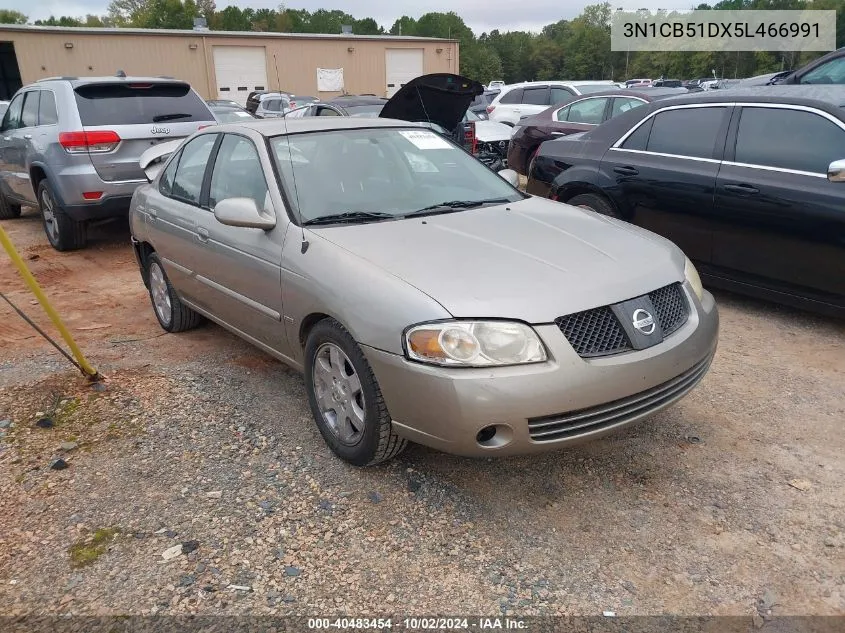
<box><xmin>399</xmin><ymin>130</ymin><xmax>452</xmax><ymax>150</ymax></box>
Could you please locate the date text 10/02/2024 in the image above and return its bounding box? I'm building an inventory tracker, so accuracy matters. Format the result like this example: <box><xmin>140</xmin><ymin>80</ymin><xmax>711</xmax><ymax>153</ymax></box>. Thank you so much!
<box><xmin>307</xmin><ymin>618</ymin><xmax>529</xmax><ymax>630</ymax></box>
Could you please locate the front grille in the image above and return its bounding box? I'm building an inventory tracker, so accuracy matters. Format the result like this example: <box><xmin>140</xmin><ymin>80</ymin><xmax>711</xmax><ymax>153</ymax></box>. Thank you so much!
<box><xmin>555</xmin><ymin>306</ymin><xmax>631</xmax><ymax>357</ymax></box>
<box><xmin>649</xmin><ymin>283</ymin><xmax>689</xmax><ymax>335</ymax></box>
<box><xmin>528</xmin><ymin>355</ymin><xmax>712</xmax><ymax>442</ymax></box>
<box><xmin>555</xmin><ymin>283</ymin><xmax>689</xmax><ymax>358</ymax></box>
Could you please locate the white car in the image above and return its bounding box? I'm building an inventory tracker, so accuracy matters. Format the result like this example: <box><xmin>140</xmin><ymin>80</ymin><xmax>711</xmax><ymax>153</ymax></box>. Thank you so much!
<box><xmin>487</xmin><ymin>81</ymin><xmax>619</xmax><ymax>125</ymax></box>
<box><xmin>488</xmin><ymin>80</ymin><xmax>506</xmax><ymax>90</ymax></box>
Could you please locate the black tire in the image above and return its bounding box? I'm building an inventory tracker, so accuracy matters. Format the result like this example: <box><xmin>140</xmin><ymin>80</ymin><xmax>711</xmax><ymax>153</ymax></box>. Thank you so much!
<box><xmin>145</xmin><ymin>253</ymin><xmax>205</xmax><ymax>333</ymax></box>
<box><xmin>304</xmin><ymin>318</ymin><xmax>407</xmax><ymax>466</ymax></box>
<box><xmin>565</xmin><ymin>193</ymin><xmax>621</xmax><ymax>219</ymax></box>
<box><xmin>0</xmin><ymin>190</ymin><xmax>21</xmax><ymax>220</ymax></box>
<box><xmin>37</xmin><ymin>180</ymin><xmax>86</xmax><ymax>251</ymax></box>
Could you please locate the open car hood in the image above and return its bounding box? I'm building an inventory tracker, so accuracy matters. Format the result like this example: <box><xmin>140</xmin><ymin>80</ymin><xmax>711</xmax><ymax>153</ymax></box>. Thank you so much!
<box><xmin>380</xmin><ymin>73</ymin><xmax>483</xmax><ymax>131</ymax></box>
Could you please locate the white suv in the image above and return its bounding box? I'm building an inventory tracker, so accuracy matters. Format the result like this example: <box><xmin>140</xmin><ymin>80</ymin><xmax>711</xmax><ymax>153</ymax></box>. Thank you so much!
<box><xmin>487</xmin><ymin>81</ymin><xmax>619</xmax><ymax>125</ymax></box>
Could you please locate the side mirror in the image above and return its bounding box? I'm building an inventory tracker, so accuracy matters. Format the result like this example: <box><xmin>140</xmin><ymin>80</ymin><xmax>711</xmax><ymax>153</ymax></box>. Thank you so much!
<box><xmin>214</xmin><ymin>197</ymin><xmax>276</xmax><ymax>230</ymax></box>
<box><xmin>498</xmin><ymin>168</ymin><xmax>520</xmax><ymax>188</ymax></box>
<box><xmin>828</xmin><ymin>159</ymin><xmax>845</xmax><ymax>183</ymax></box>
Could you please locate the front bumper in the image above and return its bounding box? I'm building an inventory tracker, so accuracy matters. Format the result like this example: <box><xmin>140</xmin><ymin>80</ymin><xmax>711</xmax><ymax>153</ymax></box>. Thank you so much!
<box><xmin>363</xmin><ymin>284</ymin><xmax>718</xmax><ymax>457</ymax></box>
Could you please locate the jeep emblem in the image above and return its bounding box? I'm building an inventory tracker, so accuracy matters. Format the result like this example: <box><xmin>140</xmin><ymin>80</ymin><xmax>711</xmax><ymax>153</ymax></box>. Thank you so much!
<box><xmin>151</xmin><ymin>126</ymin><xmax>170</xmax><ymax>134</ymax></box>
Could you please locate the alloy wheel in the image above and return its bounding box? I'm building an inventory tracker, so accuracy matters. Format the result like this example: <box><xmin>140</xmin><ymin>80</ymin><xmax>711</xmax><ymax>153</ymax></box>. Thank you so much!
<box><xmin>312</xmin><ymin>342</ymin><xmax>365</xmax><ymax>446</ymax></box>
<box><xmin>149</xmin><ymin>262</ymin><xmax>172</xmax><ymax>327</ymax></box>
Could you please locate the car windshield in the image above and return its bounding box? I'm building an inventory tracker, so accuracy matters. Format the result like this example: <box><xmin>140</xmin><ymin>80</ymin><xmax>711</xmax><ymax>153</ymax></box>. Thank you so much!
<box><xmin>344</xmin><ymin>105</ymin><xmax>385</xmax><ymax>118</ymax></box>
<box><xmin>465</xmin><ymin>109</ymin><xmax>481</xmax><ymax>121</ymax></box>
<box><xmin>270</xmin><ymin>127</ymin><xmax>523</xmax><ymax>224</ymax></box>
<box><xmin>212</xmin><ymin>108</ymin><xmax>254</xmax><ymax>123</ymax></box>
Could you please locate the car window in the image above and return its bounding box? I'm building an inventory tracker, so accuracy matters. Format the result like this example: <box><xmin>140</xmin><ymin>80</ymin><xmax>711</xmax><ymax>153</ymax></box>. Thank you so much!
<box><xmin>800</xmin><ymin>56</ymin><xmax>845</xmax><ymax>84</ymax></box>
<box><xmin>263</xmin><ymin>99</ymin><xmax>280</xmax><ymax>112</ymax></box>
<box><xmin>734</xmin><ymin>107</ymin><xmax>845</xmax><ymax>174</ymax></box>
<box><xmin>621</xmin><ymin>117</ymin><xmax>654</xmax><ymax>151</ymax></box>
<box><xmin>563</xmin><ymin>97</ymin><xmax>608</xmax><ymax>124</ymax></box>
<box><xmin>521</xmin><ymin>87</ymin><xmax>549</xmax><ymax>106</ymax></box>
<box><xmin>317</xmin><ymin>106</ymin><xmax>340</xmax><ymax>116</ymax></box>
<box><xmin>1</xmin><ymin>94</ymin><xmax>23</xmax><ymax>131</ymax></box>
<box><xmin>21</xmin><ymin>91</ymin><xmax>39</xmax><ymax>128</ymax></box>
<box><xmin>38</xmin><ymin>90</ymin><xmax>58</xmax><ymax>125</ymax></box>
<box><xmin>159</xmin><ymin>153</ymin><xmax>179</xmax><ymax>196</ymax></box>
<box><xmin>170</xmin><ymin>134</ymin><xmax>218</xmax><ymax>205</ymax></box>
<box><xmin>646</xmin><ymin>107</ymin><xmax>726</xmax><ymax>158</ymax></box>
<box><xmin>209</xmin><ymin>135</ymin><xmax>269</xmax><ymax>209</ymax></box>
<box><xmin>499</xmin><ymin>88</ymin><xmax>523</xmax><ymax>104</ymax></box>
<box><xmin>550</xmin><ymin>87</ymin><xmax>574</xmax><ymax>104</ymax></box>
<box><xmin>611</xmin><ymin>97</ymin><xmax>646</xmax><ymax>118</ymax></box>
<box><xmin>74</xmin><ymin>82</ymin><xmax>211</xmax><ymax>126</ymax></box>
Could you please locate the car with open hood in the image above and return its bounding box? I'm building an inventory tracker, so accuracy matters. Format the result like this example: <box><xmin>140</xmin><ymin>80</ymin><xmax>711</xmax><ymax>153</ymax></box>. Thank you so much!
<box><xmin>128</xmin><ymin>117</ymin><xmax>718</xmax><ymax>466</ymax></box>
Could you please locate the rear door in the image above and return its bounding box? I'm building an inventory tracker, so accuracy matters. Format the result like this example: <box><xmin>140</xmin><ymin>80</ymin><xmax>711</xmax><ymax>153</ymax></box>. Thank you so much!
<box><xmin>516</xmin><ymin>85</ymin><xmax>551</xmax><ymax>119</ymax></box>
<box><xmin>6</xmin><ymin>90</ymin><xmax>39</xmax><ymax>201</ymax></box>
<box><xmin>601</xmin><ymin>104</ymin><xmax>731</xmax><ymax>263</ymax></box>
<box><xmin>713</xmin><ymin>104</ymin><xmax>845</xmax><ymax>303</ymax></box>
<box><xmin>550</xmin><ymin>96</ymin><xmax>611</xmax><ymax>136</ymax></box>
<box><xmin>0</xmin><ymin>92</ymin><xmax>24</xmax><ymax>200</ymax></box>
<box><xmin>147</xmin><ymin>133</ymin><xmax>220</xmax><ymax>304</ymax></box>
<box><xmin>73</xmin><ymin>81</ymin><xmax>214</xmax><ymax>183</ymax></box>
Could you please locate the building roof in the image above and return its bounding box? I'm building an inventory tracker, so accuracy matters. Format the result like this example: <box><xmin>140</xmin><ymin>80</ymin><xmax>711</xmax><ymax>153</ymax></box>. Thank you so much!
<box><xmin>0</xmin><ymin>24</ymin><xmax>458</xmax><ymax>43</ymax></box>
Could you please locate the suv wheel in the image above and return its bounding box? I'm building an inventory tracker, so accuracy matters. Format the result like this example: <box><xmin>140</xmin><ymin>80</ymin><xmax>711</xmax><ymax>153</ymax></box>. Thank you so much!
<box><xmin>304</xmin><ymin>319</ymin><xmax>407</xmax><ymax>466</ymax></box>
<box><xmin>38</xmin><ymin>181</ymin><xmax>86</xmax><ymax>251</ymax></box>
<box><xmin>0</xmin><ymin>190</ymin><xmax>21</xmax><ymax>220</ymax></box>
<box><xmin>146</xmin><ymin>253</ymin><xmax>205</xmax><ymax>333</ymax></box>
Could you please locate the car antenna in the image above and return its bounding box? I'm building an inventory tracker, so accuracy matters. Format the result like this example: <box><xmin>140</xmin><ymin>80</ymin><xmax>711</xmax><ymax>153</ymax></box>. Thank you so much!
<box><xmin>275</xmin><ymin>53</ymin><xmax>308</xmax><ymax>254</ymax></box>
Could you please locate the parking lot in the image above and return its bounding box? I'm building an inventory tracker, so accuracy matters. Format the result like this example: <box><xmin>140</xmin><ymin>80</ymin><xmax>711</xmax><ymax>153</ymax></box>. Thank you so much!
<box><xmin>0</xmin><ymin>212</ymin><xmax>843</xmax><ymax>616</ymax></box>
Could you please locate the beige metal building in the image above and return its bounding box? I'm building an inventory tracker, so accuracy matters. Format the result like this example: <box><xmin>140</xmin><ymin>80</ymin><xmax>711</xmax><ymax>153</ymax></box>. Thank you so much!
<box><xmin>0</xmin><ymin>25</ymin><xmax>460</xmax><ymax>103</ymax></box>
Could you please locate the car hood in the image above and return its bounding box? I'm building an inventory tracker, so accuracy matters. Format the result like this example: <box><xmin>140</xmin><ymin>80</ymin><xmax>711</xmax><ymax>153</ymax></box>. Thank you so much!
<box><xmin>474</xmin><ymin>119</ymin><xmax>513</xmax><ymax>142</ymax></box>
<box><xmin>310</xmin><ymin>197</ymin><xmax>685</xmax><ymax>323</ymax></box>
<box><xmin>380</xmin><ymin>73</ymin><xmax>484</xmax><ymax>131</ymax></box>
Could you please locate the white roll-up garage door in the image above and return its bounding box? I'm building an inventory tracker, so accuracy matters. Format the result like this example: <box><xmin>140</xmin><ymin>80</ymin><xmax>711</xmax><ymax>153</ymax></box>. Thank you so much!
<box><xmin>213</xmin><ymin>46</ymin><xmax>268</xmax><ymax>106</ymax></box>
<box><xmin>385</xmin><ymin>49</ymin><xmax>424</xmax><ymax>97</ymax></box>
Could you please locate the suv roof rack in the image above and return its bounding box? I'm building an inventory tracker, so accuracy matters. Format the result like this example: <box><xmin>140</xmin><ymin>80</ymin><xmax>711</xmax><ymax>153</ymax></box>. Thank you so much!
<box><xmin>38</xmin><ymin>76</ymin><xmax>78</xmax><ymax>82</ymax></box>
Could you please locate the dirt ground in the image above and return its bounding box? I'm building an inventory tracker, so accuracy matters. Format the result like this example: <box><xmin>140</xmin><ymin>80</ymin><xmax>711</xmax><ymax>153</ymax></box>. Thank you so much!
<box><xmin>0</xmin><ymin>211</ymin><xmax>844</xmax><ymax>618</ymax></box>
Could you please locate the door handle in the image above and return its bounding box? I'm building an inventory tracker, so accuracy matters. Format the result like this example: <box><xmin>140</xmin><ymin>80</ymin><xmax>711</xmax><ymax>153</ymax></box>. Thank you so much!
<box><xmin>197</xmin><ymin>227</ymin><xmax>210</xmax><ymax>243</ymax></box>
<box><xmin>3</xmin><ymin>137</ymin><xmax>9</xmax><ymax>141</ymax></box>
<box><xmin>614</xmin><ymin>166</ymin><xmax>639</xmax><ymax>176</ymax></box>
<box><xmin>23</xmin><ymin>134</ymin><xmax>32</xmax><ymax>140</ymax></box>
<box><xmin>551</xmin><ymin>132</ymin><xmax>567</xmax><ymax>136</ymax></box>
<box><xmin>723</xmin><ymin>183</ymin><xmax>759</xmax><ymax>195</ymax></box>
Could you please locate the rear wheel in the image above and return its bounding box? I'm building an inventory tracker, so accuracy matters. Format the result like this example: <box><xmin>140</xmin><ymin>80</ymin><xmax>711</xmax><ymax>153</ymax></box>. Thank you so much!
<box><xmin>565</xmin><ymin>193</ymin><xmax>621</xmax><ymax>219</ymax></box>
<box><xmin>38</xmin><ymin>180</ymin><xmax>86</xmax><ymax>251</ymax></box>
<box><xmin>0</xmin><ymin>190</ymin><xmax>21</xmax><ymax>220</ymax></box>
<box><xmin>304</xmin><ymin>319</ymin><xmax>407</xmax><ymax>466</ymax></box>
<box><xmin>146</xmin><ymin>253</ymin><xmax>204</xmax><ymax>333</ymax></box>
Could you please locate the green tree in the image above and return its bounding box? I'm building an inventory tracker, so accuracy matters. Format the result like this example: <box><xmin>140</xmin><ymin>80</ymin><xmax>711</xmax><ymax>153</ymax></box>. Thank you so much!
<box><xmin>389</xmin><ymin>16</ymin><xmax>417</xmax><ymax>36</ymax></box>
<box><xmin>461</xmin><ymin>44</ymin><xmax>502</xmax><ymax>83</ymax></box>
<box><xmin>35</xmin><ymin>16</ymin><xmax>84</xmax><ymax>26</ymax></box>
<box><xmin>133</xmin><ymin>0</ymin><xmax>199</xmax><ymax>29</ymax></box>
<box><xmin>215</xmin><ymin>5</ymin><xmax>250</xmax><ymax>30</ymax></box>
<box><xmin>0</xmin><ymin>10</ymin><xmax>27</xmax><ymax>24</ymax></box>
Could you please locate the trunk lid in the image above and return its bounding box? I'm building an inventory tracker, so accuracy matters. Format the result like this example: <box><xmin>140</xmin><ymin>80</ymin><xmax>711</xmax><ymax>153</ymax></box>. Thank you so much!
<box><xmin>73</xmin><ymin>81</ymin><xmax>215</xmax><ymax>182</ymax></box>
<box><xmin>380</xmin><ymin>73</ymin><xmax>484</xmax><ymax>132</ymax></box>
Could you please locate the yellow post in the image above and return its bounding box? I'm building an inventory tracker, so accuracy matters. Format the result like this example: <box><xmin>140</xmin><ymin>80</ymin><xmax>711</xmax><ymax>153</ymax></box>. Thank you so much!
<box><xmin>0</xmin><ymin>224</ymin><xmax>98</xmax><ymax>379</ymax></box>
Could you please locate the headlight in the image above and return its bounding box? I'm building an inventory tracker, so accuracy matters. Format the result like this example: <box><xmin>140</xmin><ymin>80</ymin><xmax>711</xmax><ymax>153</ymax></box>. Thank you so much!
<box><xmin>405</xmin><ymin>321</ymin><xmax>547</xmax><ymax>367</ymax></box>
<box><xmin>684</xmin><ymin>257</ymin><xmax>704</xmax><ymax>301</ymax></box>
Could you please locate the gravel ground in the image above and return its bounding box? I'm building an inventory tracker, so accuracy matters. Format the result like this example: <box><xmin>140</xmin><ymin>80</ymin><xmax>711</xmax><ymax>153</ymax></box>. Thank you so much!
<box><xmin>0</xmin><ymin>213</ymin><xmax>844</xmax><ymax>618</ymax></box>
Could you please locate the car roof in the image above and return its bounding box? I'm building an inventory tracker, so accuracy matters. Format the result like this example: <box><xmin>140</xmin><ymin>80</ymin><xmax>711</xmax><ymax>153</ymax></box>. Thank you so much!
<box><xmin>37</xmin><ymin>76</ymin><xmax>189</xmax><ymax>87</ymax></box>
<box><xmin>328</xmin><ymin>95</ymin><xmax>388</xmax><ymax>106</ymax></box>
<box><xmin>216</xmin><ymin>117</ymin><xmax>422</xmax><ymax>136</ymax></box>
<box><xmin>663</xmin><ymin>84</ymin><xmax>845</xmax><ymax>106</ymax></box>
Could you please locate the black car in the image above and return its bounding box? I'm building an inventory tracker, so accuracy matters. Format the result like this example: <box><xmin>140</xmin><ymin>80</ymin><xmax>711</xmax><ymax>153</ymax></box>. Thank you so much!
<box><xmin>527</xmin><ymin>86</ymin><xmax>845</xmax><ymax>317</ymax></box>
<box><xmin>777</xmin><ymin>47</ymin><xmax>845</xmax><ymax>84</ymax></box>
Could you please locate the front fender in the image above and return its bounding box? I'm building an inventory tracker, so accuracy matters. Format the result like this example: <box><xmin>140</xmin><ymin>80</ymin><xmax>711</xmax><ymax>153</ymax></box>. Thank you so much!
<box><xmin>280</xmin><ymin>225</ymin><xmax>452</xmax><ymax>362</ymax></box>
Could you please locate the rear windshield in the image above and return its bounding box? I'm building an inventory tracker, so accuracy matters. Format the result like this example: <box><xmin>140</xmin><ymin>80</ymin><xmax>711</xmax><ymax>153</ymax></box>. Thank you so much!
<box><xmin>74</xmin><ymin>82</ymin><xmax>212</xmax><ymax>126</ymax></box>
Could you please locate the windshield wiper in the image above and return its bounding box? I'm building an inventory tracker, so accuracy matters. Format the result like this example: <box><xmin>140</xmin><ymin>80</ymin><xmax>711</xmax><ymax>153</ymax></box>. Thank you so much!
<box><xmin>302</xmin><ymin>211</ymin><xmax>395</xmax><ymax>226</ymax></box>
<box><xmin>403</xmin><ymin>198</ymin><xmax>512</xmax><ymax>218</ymax></box>
<box><xmin>152</xmin><ymin>113</ymin><xmax>193</xmax><ymax>122</ymax></box>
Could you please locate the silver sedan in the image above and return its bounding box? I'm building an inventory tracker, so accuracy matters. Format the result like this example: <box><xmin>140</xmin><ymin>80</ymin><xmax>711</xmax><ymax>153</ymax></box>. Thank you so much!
<box><xmin>129</xmin><ymin>118</ymin><xmax>718</xmax><ymax>465</ymax></box>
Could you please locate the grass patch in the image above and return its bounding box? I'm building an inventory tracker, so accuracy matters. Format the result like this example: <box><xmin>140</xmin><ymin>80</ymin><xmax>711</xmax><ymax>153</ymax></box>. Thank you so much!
<box><xmin>68</xmin><ymin>527</ymin><xmax>121</xmax><ymax>568</ymax></box>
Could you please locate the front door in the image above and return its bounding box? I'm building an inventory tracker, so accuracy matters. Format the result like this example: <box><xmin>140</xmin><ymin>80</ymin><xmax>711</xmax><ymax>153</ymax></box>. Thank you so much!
<box><xmin>201</xmin><ymin>133</ymin><xmax>288</xmax><ymax>355</ymax></box>
<box><xmin>713</xmin><ymin>104</ymin><xmax>845</xmax><ymax>304</ymax></box>
<box><xmin>601</xmin><ymin>105</ymin><xmax>731</xmax><ymax>264</ymax></box>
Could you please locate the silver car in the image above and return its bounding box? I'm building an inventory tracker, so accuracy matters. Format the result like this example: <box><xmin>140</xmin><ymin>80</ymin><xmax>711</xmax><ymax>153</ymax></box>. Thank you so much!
<box><xmin>129</xmin><ymin>118</ymin><xmax>719</xmax><ymax>466</ymax></box>
<box><xmin>0</xmin><ymin>76</ymin><xmax>214</xmax><ymax>250</ymax></box>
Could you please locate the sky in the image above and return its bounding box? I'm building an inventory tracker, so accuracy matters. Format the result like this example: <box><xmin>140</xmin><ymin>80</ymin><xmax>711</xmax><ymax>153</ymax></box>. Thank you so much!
<box><xmin>12</xmin><ymin>0</ymin><xmax>671</xmax><ymax>35</ymax></box>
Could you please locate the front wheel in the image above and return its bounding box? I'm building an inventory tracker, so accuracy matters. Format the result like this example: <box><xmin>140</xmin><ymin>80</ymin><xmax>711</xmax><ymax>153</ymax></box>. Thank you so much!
<box><xmin>304</xmin><ymin>319</ymin><xmax>407</xmax><ymax>466</ymax></box>
<box><xmin>38</xmin><ymin>180</ymin><xmax>86</xmax><ymax>251</ymax></box>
